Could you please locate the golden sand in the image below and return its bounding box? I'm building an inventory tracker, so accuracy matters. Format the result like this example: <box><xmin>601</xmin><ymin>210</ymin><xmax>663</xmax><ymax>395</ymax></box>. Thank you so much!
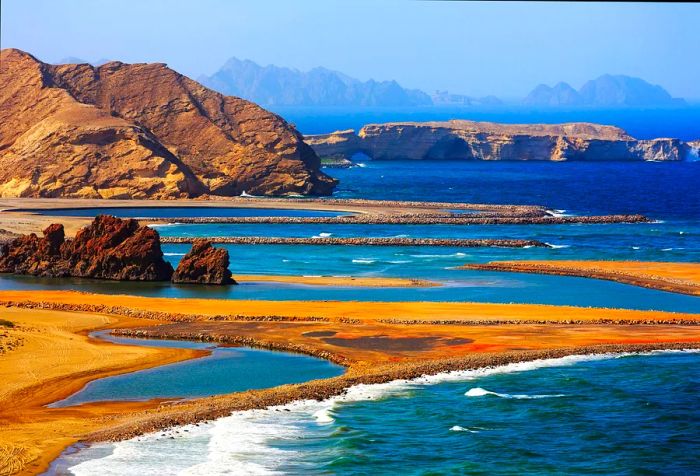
<box><xmin>0</xmin><ymin>307</ymin><xmax>202</xmax><ymax>476</ymax></box>
<box><xmin>462</xmin><ymin>260</ymin><xmax>700</xmax><ymax>295</ymax></box>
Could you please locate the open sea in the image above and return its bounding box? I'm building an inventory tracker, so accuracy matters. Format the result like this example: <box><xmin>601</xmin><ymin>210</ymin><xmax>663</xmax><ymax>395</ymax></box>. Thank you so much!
<box><xmin>43</xmin><ymin>111</ymin><xmax>700</xmax><ymax>475</ymax></box>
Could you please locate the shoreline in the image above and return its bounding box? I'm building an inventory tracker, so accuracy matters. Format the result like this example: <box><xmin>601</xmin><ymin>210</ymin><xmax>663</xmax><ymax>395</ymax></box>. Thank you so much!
<box><xmin>84</xmin><ymin>341</ymin><xmax>700</xmax><ymax>445</ymax></box>
<box><xmin>4</xmin><ymin>290</ymin><xmax>700</xmax><ymax>473</ymax></box>
<box><xmin>462</xmin><ymin>260</ymin><xmax>700</xmax><ymax>296</ymax></box>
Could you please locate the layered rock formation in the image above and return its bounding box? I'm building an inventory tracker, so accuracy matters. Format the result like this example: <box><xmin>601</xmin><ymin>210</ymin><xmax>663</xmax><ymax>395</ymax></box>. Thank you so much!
<box><xmin>0</xmin><ymin>48</ymin><xmax>336</xmax><ymax>198</ymax></box>
<box><xmin>0</xmin><ymin>215</ymin><xmax>173</xmax><ymax>280</ymax></box>
<box><xmin>172</xmin><ymin>239</ymin><xmax>236</xmax><ymax>285</ymax></box>
<box><xmin>306</xmin><ymin>120</ymin><xmax>695</xmax><ymax>162</ymax></box>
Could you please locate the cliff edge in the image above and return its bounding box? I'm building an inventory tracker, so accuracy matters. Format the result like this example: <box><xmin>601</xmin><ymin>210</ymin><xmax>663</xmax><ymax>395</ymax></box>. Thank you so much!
<box><xmin>306</xmin><ymin>120</ymin><xmax>694</xmax><ymax>162</ymax></box>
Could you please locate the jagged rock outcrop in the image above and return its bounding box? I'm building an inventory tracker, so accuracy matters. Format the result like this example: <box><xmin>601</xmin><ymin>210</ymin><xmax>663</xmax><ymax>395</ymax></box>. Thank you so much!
<box><xmin>0</xmin><ymin>48</ymin><xmax>336</xmax><ymax>198</ymax></box>
<box><xmin>306</xmin><ymin>120</ymin><xmax>695</xmax><ymax>162</ymax></box>
<box><xmin>172</xmin><ymin>239</ymin><xmax>236</xmax><ymax>285</ymax></box>
<box><xmin>0</xmin><ymin>215</ymin><xmax>173</xmax><ymax>280</ymax></box>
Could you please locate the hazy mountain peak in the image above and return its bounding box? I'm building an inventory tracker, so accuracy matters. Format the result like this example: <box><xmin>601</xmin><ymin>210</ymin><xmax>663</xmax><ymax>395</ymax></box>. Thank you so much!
<box><xmin>200</xmin><ymin>57</ymin><xmax>433</xmax><ymax>107</ymax></box>
<box><xmin>525</xmin><ymin>75</ymin><xmax>685</xmax><ymax>108</ymax></box>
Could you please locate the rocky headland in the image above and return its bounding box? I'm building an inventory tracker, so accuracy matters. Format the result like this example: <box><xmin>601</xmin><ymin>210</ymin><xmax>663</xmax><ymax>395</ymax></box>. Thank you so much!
<box><xmin>305</xmin><ymin>120</ymin><xmax>696</xmax><ymax>161</ymax></box>
<box><xmin>0</xmin><ymin>215</ymin><xmax>234</xmax><ymax>283</ymax></box>
<box><xmin>0</xmin><ymin>48</ymin><xmax>335</xmax><ymax>199</ymax></box>
<box><xmin>0</xmin><ymin>215</ymin><xmax>173</xmax><ymax>280</ymax></box>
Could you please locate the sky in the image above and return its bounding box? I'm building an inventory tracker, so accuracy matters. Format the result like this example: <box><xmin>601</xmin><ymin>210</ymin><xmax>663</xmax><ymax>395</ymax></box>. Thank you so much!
<box><xmin>2</xmin><ymin>0</ymin><xmax>699</xmax><ymax>99</ymax></box>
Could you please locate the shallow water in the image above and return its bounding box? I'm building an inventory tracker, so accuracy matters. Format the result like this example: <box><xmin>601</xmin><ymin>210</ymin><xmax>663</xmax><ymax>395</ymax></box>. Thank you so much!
<box><xmin>51</xmin><ymin>332</ymin><xmax>344</xmax><ymax>407</ymax></box>
<box><xmin>55</xmin><ymin>351</ymin><xmax>700</xmax><ymax>475</ymax></box>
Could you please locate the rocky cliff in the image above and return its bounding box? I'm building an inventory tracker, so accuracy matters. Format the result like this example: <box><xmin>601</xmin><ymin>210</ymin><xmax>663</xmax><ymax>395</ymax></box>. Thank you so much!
<box><xmin>0</xmin><ymin>216</ymin><xmax>173</xmax><ymax>280</ymax></box>
<box><xmin>306</xmin><ymin>120</ymin><xmax>694</xmax><ymax>162</ymax></box>
<box><xmin>0</xmin><ymin>48</ymin><xmax>336</xmax><ymax>198</ymax></box>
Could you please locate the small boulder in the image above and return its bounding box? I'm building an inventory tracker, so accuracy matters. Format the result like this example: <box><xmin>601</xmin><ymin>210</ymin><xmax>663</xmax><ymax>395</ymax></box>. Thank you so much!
<box><xmin>172</xmin><ymin>239</ymin><xmax>236</xmax><ymax>285</ymax></box>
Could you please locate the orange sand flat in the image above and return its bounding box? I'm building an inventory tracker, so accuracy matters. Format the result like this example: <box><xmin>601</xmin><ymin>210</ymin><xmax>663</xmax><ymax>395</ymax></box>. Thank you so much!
<box><xmin>462</xmin><ymin>260</ymin><xmax>700</xmax><ymax>295</ymax></box>
<box><xmin>1</xmin><ymin>289</ymin><xmax>697</xmax><ymax>324</ymax></box>
<box><xmin>0</xmin><ymin>307</ymin><xmax>202</xmax><ymax>476</ymax></box>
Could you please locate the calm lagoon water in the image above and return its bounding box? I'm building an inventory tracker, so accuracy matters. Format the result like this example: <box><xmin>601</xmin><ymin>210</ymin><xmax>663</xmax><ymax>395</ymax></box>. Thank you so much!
<box><xmin>57</xmin><ymin>351</ymin><xmax>700</xmax><ymax>475</ymax></box>
<box><xmin>52</xmin><ymin>332</ymin><xmax>343</xmax><ymax>407</ymax></box>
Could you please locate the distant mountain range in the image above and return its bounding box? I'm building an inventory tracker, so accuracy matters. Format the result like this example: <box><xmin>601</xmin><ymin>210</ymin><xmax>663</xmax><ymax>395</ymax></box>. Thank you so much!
<box><xmin>523</xmin><ymin>75</ymin><xmax>686</xmax><ymax>107</ymax></box>
<box><xmin>57</xmin><ymin>55</ymin><xmax>687</xmax><ymax>109</ymax></box>
<box><xmin>198</xmin><ymin>57</ymin><xmax>432</xmax><ymax>108</ymax></box>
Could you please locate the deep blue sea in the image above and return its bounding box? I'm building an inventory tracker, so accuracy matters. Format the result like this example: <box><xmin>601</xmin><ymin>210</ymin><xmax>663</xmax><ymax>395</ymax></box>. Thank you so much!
<box><xmin>276</xmin><ymin>105</ymin><xmax>700</xmax><ymax>141</ymax></box>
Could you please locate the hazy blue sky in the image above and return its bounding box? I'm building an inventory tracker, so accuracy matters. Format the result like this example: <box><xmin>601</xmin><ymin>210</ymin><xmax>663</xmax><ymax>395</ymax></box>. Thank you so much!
<box><xmin>2</xmin><ymin>0</ymin><xmax>698</xmax><ymax>98</ymax></box>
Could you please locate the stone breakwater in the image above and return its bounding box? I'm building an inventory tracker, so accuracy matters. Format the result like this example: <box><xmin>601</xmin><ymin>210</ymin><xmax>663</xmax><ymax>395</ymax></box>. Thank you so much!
<box><xmin>0</xmin><ymin>300</ymin><xmax>330</xmax><ymax>323</ymax></box>
<box><xmin>111</xmin><ymin>328</ymin><xmax>352</xmax><ymax>366</ymax></box>
<box><xmin>463</xmin><ymin>262</ymin><xmax>700</xmax><ymax>296</ymax></box>
<box><xmin>159</xmin><ymin>237</ymin><xmax>547</xmax><ymax>247</ymax></box>
<box><xmin>147</xmin><ymin>214</ymin><xmax>650</xmax><ymax>226</ymax></box>
<box><xmin>377</xmin><ymin>318</ymin><xmax>700</xmax><ymax>326</ymax></box>
<box><xmin>86</xmin><ymin>341</ymin><xmax>700</xmax><ymax>443</ymax></box>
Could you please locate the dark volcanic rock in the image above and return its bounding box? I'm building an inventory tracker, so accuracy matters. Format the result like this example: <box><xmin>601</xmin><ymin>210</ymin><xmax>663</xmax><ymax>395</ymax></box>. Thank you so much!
<box><xmin>0</xmin><ymin>215</ymin><xmax>173</xmax><ymax>281</ymax></box>
<box><xmin>172</xmin><ymin>239</ymin><xmax>236</xmax><ymax>285</ymax></box>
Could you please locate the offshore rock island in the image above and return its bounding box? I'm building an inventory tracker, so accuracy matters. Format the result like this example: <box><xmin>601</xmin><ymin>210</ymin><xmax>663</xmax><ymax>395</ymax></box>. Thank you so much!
<box><xmin>0</xmin><ymin>48</ymin><xmax>335</xmax><ymax>199</ymax></box>
<box><xmin>306</xmin><ymin>120</ymin><xmax>698</xmax><ymax>161</ymax></box>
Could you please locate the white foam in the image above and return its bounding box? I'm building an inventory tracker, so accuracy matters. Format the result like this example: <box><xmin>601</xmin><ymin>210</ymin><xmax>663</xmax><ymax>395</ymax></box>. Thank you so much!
<box><xmin>311</xmin><ymin>232</ymin><xmax>332</xmax><ymax>238</ymax></box>
<box><xmin>148</xmin><ymin>222</ymin><xmax>183</xmax><ymax>228</ymax></box>
<box><xmin>410</xmin><ymin>252</ymin><xmax>467</xmax><ymax>259</ymax></box>
<box><xmin>352</xmin><ymin>258</ymin><xmax>376</xmax><ymax>264</ymax></box>
<box><xmin>449</xmin><ymin>425</ymin><xmax>479</xmax><ymax>433</ymax></box>
<box><xmin>465</xmin><ymin>387</ymin><xmax>565</xmax><ymax>399</ymax></box>
<box><xmin>164</xmin><ymin>252</ymin><xmax>186</xmax><ymax>257</ymax></box>
<box><xmin>545</xmin><ymin>243</ymin><xmax>570</xmax><ymax>249</ymax></box>
<box><xmin>546</xmin><ymin>209</ymin><xmax>570</xmax><ymax>217</ymax></box>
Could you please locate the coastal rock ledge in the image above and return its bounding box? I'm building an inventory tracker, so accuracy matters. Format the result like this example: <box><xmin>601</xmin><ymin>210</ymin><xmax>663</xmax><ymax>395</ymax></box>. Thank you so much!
<box><xmin>172</xmin><ymin>239</ymin><xmax>236</xmax><ymax>285</ymax></box>
<box><xmin>305</xmin><ymin>121</ymin><xmax>696</xmax><ymax>162</ymax></box>
<box><xmin>0</xmin><ymin>215</ymin><xmax>173</xmax><ymax>280</ymax></box>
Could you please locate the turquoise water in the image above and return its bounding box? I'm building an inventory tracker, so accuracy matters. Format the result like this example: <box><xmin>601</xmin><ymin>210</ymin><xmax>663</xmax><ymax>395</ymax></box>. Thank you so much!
<box><xmin>57</xmin><ymin>351</ymin><xmax>700</xmax><ymax>475</ymax></box>
<box><xmin>52</xmin><ymin>332</ymin><xmax>343</xmax><ymax>407</ymax></box>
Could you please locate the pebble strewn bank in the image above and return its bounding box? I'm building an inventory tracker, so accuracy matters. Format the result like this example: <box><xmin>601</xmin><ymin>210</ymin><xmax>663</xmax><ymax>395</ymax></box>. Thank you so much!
<box><xmin>160</xmin><ymin>237</ymin><xmax>547</xmax><ymax>247</ymax></box>
<box><xmin>86</xmin><ymin>342</ymin><xmax>700</xmax><ymax>443</ymax></box>
<box><xmin>146</xmin><ymin>214</ymin><xmax>650</xmax><ymax>226</ymax></box>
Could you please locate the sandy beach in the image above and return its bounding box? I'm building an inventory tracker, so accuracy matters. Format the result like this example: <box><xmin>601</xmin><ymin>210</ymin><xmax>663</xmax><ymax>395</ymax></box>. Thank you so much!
<box><xmin>462</xmin><ymin>260</ymin><xmax>700</xmax><ymax>296</ymax></box>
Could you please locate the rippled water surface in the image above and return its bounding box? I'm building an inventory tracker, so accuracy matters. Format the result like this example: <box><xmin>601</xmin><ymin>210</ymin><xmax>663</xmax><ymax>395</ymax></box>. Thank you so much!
<box><xmin>55</xmin><ymin>352</ymin><xmax>700</xmax><ymax>475</ymax></box>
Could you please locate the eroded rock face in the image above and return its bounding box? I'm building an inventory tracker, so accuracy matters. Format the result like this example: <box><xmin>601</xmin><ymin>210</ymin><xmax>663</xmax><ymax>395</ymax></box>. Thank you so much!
<box><xmin>0</xmin><ymin>216</ymin><xmax>173</xmax><ymax>281</ymax></box>
<box><xmin>0</xmin><ymin>48</ymin><xmax>336</xmax><ymax>198</ymax></box>
<box><xmin>172</xmin><ymin>239</ymin><xmax>236</xmax><ymax>285</ymax></box>
<box><xmin>307</xmin><ymin>120</ymin><xmax>694</xmax><ymax>162</ymax></box>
